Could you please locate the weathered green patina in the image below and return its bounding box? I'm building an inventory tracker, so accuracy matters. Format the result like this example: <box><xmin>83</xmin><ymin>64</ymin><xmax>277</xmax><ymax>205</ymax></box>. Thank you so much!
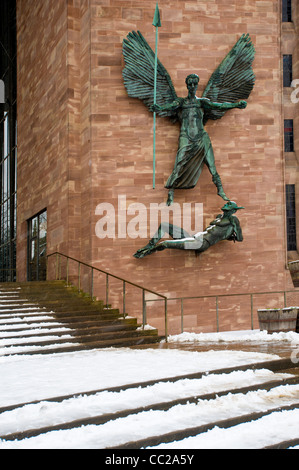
<box><xmin>152</xmin><ymin>3</ymin><xmax>161</xmax><ymax>189</ymax></box>
<box><xmin>122</xmin><ymin>32</ymin><xmax>255</xmax><ymax>205</ymax></box>
<box><xmin>133</xmin><ymin>201</ymin><xmax>244</xmax><ymax>258</ymax></box>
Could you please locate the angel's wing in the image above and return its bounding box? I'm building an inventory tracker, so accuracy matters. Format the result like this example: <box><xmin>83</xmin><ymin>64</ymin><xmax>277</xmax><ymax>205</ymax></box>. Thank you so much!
<box><xmin>122</xmin><ymin>31</ymin><xmax>179</xmax><ymax>120</ymax></box>
<box><xmin>202</xmin><ymin>34</ymin><xmax>255</xmax><ymax>125</ymax></box>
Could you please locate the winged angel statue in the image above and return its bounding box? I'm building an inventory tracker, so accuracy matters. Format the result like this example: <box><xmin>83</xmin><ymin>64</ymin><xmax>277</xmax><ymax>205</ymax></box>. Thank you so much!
<box><xmin>122</xmin><ymin>31</ymin><xmax>255</xmax><ymax>205</ymax></box>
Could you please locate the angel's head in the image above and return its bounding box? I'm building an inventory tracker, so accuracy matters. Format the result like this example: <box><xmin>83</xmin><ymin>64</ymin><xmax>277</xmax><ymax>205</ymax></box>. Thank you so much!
<box><xmin>185</xmin><ymin>74</ymin><xmax>199</xmax><ymax>96</ymax></box>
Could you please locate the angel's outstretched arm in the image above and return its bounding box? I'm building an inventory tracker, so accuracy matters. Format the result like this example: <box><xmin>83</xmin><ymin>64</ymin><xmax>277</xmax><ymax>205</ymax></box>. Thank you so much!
<box><xmin>202</xmin><ymin>99</ymin><xmax>247</xmax><ymax>111</ymax></box>
<box><xmin>151</xmin><ymin>99</ymin><xmax>182</xmax><ymax>113</ymax></box>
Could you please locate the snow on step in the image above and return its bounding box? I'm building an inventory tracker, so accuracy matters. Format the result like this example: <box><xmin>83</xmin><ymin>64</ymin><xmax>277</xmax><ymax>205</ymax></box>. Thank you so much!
<box><xmin>0</xmin><ymin>292</ymin><xmax>21</xmax><ymax>296</ymax></box>
<box><xmin>149</xmin><ymin>408</ymin><xmax>299</xmax><ymax>449</ymax></box>
<box><xmin>0</xmin><ymin>327</ymin><xmax>73</xmax><ymax>338</ymax></box>
<box><xmin>0</xmin><ymin>305</ymin><xmax>62</xmax><ymax>338</ymax></box>
<box><xmin>0</xmin><ymin>305</ymin><xmax>78</xmax><ymax>355</ymax></box>
<box><xmin>0</xmin><ymin>342</ymin><xmax>81</xmax><ymax>357</ymax></box>
<box><xmin>0</xmin><ymin>308</ymin><xmax>47</xmax><ymax>316</ymax></box>
<box><xmin>0</xmin><ymin>369</ymin><xmax>293</xmax><ymax>437</ymax></box>
<box><xmin>0</xmin><ymin>301</ymin><xmax>37</xmax><ymax>305</ymax></box>
<box><xmin>0</xmin><ymin>334</ymin><xmax>74</xmax><ymax>347</ymax></box>
<box><xmin>0</xmin><ymin>321</ymin><xmax>72</xmax><ymax>332</ymax></box>
<box><xmin>0</xmin><ymin>315</ymin><xmax>56</xmax><ymax>324</ymax></box>
<box><xmin>0</xmin><ymin>309</ymin><xmax>53</xmax><ymax>316</ymax></box>
<box><xmin>0</xmin><ymin>383</ymin><xmax>299</xmax><ymax>449</ymax></box>
<box><xmin>0</xmin><ymin>306</ymin><xmax>53</xmax><ymax>317</ymax></box>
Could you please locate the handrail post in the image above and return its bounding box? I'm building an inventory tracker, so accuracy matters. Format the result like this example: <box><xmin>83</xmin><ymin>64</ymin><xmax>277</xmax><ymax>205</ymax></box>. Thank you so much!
<box><xmin>59</xmin><ymin>255</ymin><xmax>61</xmax><ymax>280</ymax></box>
<box><xmin>284</xmin><ymin>291</ymin><xmax>287</xmax><ymax>308</ymax></box>
<box><xmin>78</xmin><ymin>262</ymin><xmax>81</xmax><ymax>292</ymax></box>
<box><xmin>181</xmin><ymin>298</ymin><xmax>184</xmax><ymax>333</ymax></box>
<box><xmin>165</xmin><ymin>298</ymin><xmax>168</xmax><ymax>342</ymax></box>
<box><xmin>106</xmin><ymin>273</ymin><xmax>109</xmax><ymax>307</ymax></box>
<box><xmin>216</xmin><ymin>296</ymin><xmax>219</xmax><ymax>332</ymax></box>
<box><xmin>250</xmin><ymin>293</ymin><xmax>253</xmax><ymax>330</ymax></box>
<box><xmin>91</xmin><ymin>267</ymin><xmax>94</xmax><ymax>300</ymax></box>
<box><xmin>55</xmin><ymin>253</ymin><xmax>59</xmax><ymax>280</ymax></box>
<box><xmin>66</xmin><ymin>257</ymin><xmax>69</xmax><ymax>286</ymax></box>
<box><xmin>142</xmin><ymin>290</ymin><xmax>146</xmax><ymax>328</ymax></box>
<box><xmin>46</xmin><ymin>255</ymin><xmax>49</xmax><ymax>281</ymax></box>
<box><xmin>123</xmin><ymin>281</ymin><xmax>126</xmax><ymax>318</ymax></box>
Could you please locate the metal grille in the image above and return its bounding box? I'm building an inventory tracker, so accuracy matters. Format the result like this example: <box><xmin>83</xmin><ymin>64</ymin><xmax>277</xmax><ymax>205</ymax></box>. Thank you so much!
<box><xmin>282</xmin><ymin>0</ymin><xmax>292</xmax><ymax>22</ymax></box>
<box><xmin>284</xmin><ymin>119</ymin><xmax>294</xmax><ymax>152</ymax></box>
<box><xmin>283</xmin><ymin>55</ymin><xmax>292</xmax><ymax>87</ymax></box>
<box><xmin>286</xmin><ymin>184</ymin><xmax>297</xmax><ymax>251</ymax></box>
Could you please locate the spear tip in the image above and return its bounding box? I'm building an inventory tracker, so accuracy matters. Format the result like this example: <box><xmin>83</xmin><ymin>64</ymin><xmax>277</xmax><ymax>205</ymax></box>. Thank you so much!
<box><xmin>152</xmin><ymin>2</ymin><xmax>161</xmax><ymax>28</ymax></box>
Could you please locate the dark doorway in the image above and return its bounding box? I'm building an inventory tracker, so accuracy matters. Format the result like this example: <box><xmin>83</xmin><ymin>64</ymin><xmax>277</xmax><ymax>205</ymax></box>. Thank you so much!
<box><xmin>28</xmin><ymin>210</ymin><xmax>47</xmax><ymax>281</ymax></box>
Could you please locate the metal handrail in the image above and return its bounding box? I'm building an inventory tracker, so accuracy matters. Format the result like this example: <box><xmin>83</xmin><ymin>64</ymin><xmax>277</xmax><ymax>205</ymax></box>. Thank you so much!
<box><xmin>145</xmin><ymin>288</ymin><xmax>299</xmax><ymax>334</ymax></box>
<box><xmin>46</xmin><ymin>251</ymin><xmax>168</xmax><ymax>340</ymax></box>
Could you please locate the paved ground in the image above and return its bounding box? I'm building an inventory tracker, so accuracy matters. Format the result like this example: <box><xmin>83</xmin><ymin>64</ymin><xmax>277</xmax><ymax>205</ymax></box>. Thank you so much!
<box><xmin>133</xmin><ymin>337</ymin><xmax>299</xmax><ymax>362</ymax></box>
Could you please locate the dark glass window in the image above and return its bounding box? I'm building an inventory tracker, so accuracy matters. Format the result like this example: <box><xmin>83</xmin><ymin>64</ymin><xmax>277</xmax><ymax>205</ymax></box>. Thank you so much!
<box><xmin>284</xmin><ymin>119</ymin><xmax>294</xmax><ymax>152</ymax></box>
<box><xmin>282</xmin><ymin>0</ymin><xmax>292</xmax><ymax>22</ymax></box>
<box><xmin>0</xmin><ymin>80</ymin><xmax>4</xmax><ymax>103</ymax></box>
<box><xmin>283</xmin><ymin>55</ymin><xmax>292</xmax><ymax>87</ymax></box>
<box><xmin>286</xmin><ymin>185</ymin><xmax>297</xmax><ymax>251</ymax></box>
<box><xmin>28</xmin><ymin>210</ymin><xmax>47</xmax><ymax>281</ymax></box>
<box><xmin>0</xmin><ymin>0</ymin><xmax>17</xmax><ymax>282</ymax></box>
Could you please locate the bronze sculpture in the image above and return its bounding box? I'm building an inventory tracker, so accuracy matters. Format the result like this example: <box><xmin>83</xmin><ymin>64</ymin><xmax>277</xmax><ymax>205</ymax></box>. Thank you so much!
<box><xmin>134</xmin><ymin>201</ymin><xmax>244</xmax><ymax>258</ymax></box>
<box><xmin>122</xmin><ymin>32</ymin><xmax>255</xmax><ymax>205</ymax></box>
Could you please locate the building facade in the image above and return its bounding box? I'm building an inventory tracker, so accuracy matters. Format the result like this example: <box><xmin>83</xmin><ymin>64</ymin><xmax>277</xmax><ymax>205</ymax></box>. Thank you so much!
<box><xmin>1</xmin><ymin>0</ymin><xmax>298</xmax><ymax>334</ymax></box>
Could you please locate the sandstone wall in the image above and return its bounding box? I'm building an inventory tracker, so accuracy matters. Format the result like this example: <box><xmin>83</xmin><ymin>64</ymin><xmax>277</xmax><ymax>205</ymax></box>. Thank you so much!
<box><xmin>16</xmin><ymin>0</ymin><xmax>291</xmax><ymax>333</ymax></box>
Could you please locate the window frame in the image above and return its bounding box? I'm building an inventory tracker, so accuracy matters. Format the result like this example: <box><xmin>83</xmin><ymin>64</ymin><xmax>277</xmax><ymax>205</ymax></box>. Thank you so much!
<box><xmin>27</xmin><ymin>209</ymin><xmax>47</xmax><ymax>281</ymax></box>
<box><xmin>283</xmin><ymin>55</ymin><xmax>293</xmax><ymax>87</ymax></box>
<box><xmin>282</xmin><ymin>0</ymin><xmax>292</xmax><ymax>23</ymax></box>
<box><xmin>286</xmin><ymin>184</ymin><xmax>297</xmax><ymax>251</ymax></box>
<box><xmin>284</xmin><ymin>119</ymin><xmax>294</xmax><ymax>152</ymax></box>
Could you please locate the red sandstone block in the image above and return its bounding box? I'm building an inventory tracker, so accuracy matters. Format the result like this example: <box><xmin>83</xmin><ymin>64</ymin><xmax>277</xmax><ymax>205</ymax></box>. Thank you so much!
<box><xmin>122</xmin><ymin>8</ymin><xmax>143</xmax><ymax>20</ymax></box>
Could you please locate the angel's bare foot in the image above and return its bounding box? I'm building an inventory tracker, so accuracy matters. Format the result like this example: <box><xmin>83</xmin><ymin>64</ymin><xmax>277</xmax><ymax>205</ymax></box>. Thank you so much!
<box><xmin>212</xmin><ymin>174</ymin><xmax>230</xmax><ymax>201</ymax></box>
<box><xmin>217</xmin><ymin>189</ymin><xmax>230</xmax><ymax>201</ymax></box>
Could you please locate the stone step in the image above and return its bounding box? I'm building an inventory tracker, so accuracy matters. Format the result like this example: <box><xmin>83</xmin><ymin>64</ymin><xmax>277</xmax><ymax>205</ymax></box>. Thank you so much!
<box><xmin>1</xmin><ymin>357</ymin><xmax>296</xmax><ymax>414</ymax></box>
<box><xmin>0</xmin><ymin>322</ymin><xmax>142</xmax><ymax>341</ymax></box>
<box><xmin>0</xmin><ymin>280</ymin><xmax>162</xmax><ymax>354</ymax></box>
<box><xmin>0</xmin><ymin>283</ymin><xmax>103</xmax><ymax>304</ymax></box>
<box><xmin>0</xmin><ymin>334</ymin><xmax>164</xmax><ymax>356</ymax></box>
<box><xmin>0</xmin><ymin>296</ymin><xmax>106</xmax><ymax>311</ymax></box>
<box><xmin>113</xmin><ymin>402</ymin><xmax>299</xmax><ymax>450</ymax></box>
<box><xmin>0</xmin><ymin>309</ymin><xmax>121</xmax><ymax>321</ymax></box>
<box><xmin>0</xmin><ymin>303</ymin><xmax>109</xmax><ymax>313</ymax></box>
<box><xmin>0</xmin><ymin>316</ymin><xmax>138</xmax><ymax>333</ymax></box>
<box><xmin>0</xmin><ymin>327</ymin><xmax>159</xmax><ymax>349</ymax></box>
<box><xmin>0</xmin><ymin>281</ymin><xmax>67</xmax><ymax>292</ymax></box>
<box><xmin>1</xmin><ymin>359</ymin><xmax>298</xmax><ymax>443</ymax></box>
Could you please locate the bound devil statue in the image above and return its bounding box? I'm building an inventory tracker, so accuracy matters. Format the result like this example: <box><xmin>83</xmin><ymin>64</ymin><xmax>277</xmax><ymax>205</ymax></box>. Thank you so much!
<box><xmin>134</xmin><ymin>201</ymin><xmax>244</xmax><ymax>258</ymax></box>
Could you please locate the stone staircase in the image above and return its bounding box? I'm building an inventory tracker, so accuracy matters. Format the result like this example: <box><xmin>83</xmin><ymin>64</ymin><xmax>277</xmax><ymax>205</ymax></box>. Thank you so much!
<box><xmin>1</xmin><ymin>282</ymin><xmax>299</xmax><ymax>449</ymax></box>
<box><xmin>0</xmin><ymin>356</ymin><xmax>299</xmax><ymax>448</ymax></box>
<box><xmin>0</xmin><ymin>281</ymin><xmax>163</xmax><ymax>356</ymax></box>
